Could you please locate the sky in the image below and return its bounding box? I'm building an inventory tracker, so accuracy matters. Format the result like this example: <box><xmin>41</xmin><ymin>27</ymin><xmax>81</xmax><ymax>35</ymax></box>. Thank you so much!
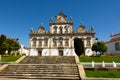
<box><xmin>0</xmin><ymin>0</ymin><xmax>120</xmax><ymax>47</ymax></box>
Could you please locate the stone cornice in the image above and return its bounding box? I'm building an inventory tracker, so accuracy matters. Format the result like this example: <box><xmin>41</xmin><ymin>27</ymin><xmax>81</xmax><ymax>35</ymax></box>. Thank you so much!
<box><xmin>29</xmin><ymin>32</ymin><xmax>95</xmax><ymax>38</ymax></box>
<box><xmin>49</xmin><ymin>22</ymin><xmax>73</xmax><ymax>26</ymax></box>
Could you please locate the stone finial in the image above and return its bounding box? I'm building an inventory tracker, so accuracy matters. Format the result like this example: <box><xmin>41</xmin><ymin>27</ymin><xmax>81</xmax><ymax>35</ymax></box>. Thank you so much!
<box><xmin>91</xmin><ymin>26</ymin><xmax>94</xmax><ymax>31</ymax></box>
<box><xmin>30</xmin><ymin>28</ymin><xmax>34</xmax><ymax>33</ymax></box>
<box><xmin>69</xmin><ymin>16</ymin><xmax>72</xmax><ymax>23</ymax></box>
<box><xmin>50</xmin><ymin>17</ymin><xmax>53</xmax><ymax>22</ymax></box>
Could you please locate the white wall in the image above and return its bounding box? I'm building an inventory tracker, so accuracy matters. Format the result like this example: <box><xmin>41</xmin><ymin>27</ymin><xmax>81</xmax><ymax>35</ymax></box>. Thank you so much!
<box><xmin>51</xmin><ymin>49</ymin><xmax>59</xmax><ymax>56</ymax></box>
<box><xmin>64</xmin><ymin>49</ymin><xmax>70</xmax><ymax>56</ymax></box>
<box><xmin>30</xmin><ymin>49</ymin><xmax>38</xmax><ymax>56</ymax></box>
<box><xmin>42</xmin><ymin>49</ymin><xmax>49</xmax><ymax>56</ymax></box>
<box><xmin>106</xmin><ymin>41</ymin><xmax>120</xmax><ymax>54</ymax></box>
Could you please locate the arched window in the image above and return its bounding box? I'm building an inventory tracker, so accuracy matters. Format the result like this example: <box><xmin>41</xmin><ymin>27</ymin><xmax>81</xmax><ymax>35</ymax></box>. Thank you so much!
<box><xmin>58</xmin><ymin>37</ymin><xmax>63</xmax><ymax>46</ymax></box>
<box><xmin>39</xmin><ymin>41</ymin><xmax>42</xmax><ymax>46</ymax></box>
<box><xmin>65</xmin><ymin>38</ymin><xmax>69</xmax><ymax>46</ymax></box>
<box><xmin>59</xmin><ymin>26</ymin><xmax>63</xmax><ymax>34</ymax></box>
<box><xmin>33</xmin><ymin>41</ymin><xmax>36</xmax><ymax>46</ymax></box>
<box><xmin>53</xmin><ymin>26</ymin><xmax>57</xmax><ymax>33</ymax></box>
<box><xmin>53</xmin><ymin>38</ymin><xmax>57</xmax><ymax>46</ymax></box>
<box><xmin>86</xmin><ymin>37</ymin><xmax>91</xmax><ymax>46</ymax></box>
<box><xmin>44</xmin><ymin>38</ymin><xmax>48</xmax><ymax>46</ymax></box>
<box><xmin>64</xmin><ymin>26</ymin><xmax>68</xmax><ymax>33</ymax></box>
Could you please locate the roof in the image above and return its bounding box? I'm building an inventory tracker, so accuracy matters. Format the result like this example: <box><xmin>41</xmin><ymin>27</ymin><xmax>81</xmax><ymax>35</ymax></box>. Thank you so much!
<box><xmin>105</xmin><ymin>32</ymin><xmax>120</xmax><ymax>43</ymax></box>
<box><xmin>111</xmin><ymin>32</ymin><xmax>120</xmax><ymax>37</ymax></box>
<box><xmin>106</xmin><ymin>37</ymin><xmax>120</xmax><ymax>43</ymax></box>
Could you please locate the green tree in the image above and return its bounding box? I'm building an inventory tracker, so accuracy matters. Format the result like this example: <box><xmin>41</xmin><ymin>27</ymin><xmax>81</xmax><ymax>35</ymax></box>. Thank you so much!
<box><xmin>74</xmin><ymin>38</ymin><xmax>85</xmax><ymax>56</ymax></box>
<box><xmin>0</xmin><ymin>34</ymin><xmax>21</xmax><ymax>55</ymax></box>
<box><xmin>7</xmin><ymin>39</ymin><xmax>20</xmax><ymax>55</ymax></box>
<box><xmin>92</xmin><ymin>41</ymin><xmax>108</xmax><ymax>55</ymax></box>
<box><xmin>0</xmin><ymin>35</ymin><xmax>7</xmax><ymax>55</ymax></box>
<box><xmin>92</xmin><ymin>42</ymin><xmax>98</xmax><ymax>53</ymax></box>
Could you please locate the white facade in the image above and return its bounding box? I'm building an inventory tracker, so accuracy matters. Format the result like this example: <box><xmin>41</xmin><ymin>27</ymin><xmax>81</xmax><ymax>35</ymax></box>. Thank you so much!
<box><xmin>105</xmin><ymin>33</ymin><xmax>120</xmax><ymax>55</ymax></box>
<box><xmin>19</xmin><ymin>44</ymin><xmax>29</xmax><ymax>55</ymax></box>
<box><xmin>29</xmin><ymin>12</ymin><xmax>95</xmax><ymax>56</ymax></box>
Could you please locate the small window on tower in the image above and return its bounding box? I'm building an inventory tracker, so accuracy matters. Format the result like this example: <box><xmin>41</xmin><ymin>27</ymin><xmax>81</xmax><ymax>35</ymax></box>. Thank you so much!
<box><xmin>53</xmin><ymin>26</ymin><xmax>57</xmax><ymax>30</ymax></box>
<box><xmin>53</xmin><ymin>26</ymin><xmax>57</xmax><ymax>33</ymax></box>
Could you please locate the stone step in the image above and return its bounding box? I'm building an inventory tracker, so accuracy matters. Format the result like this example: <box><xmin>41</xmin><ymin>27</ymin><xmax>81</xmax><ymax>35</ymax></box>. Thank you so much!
<box><xmin>0</xmin><ymin>76</ymin><xmax>80</xmax><ymax>80</ymax></box>
<box><xmin>0</xmin><ymin>71</ymin><xmax>79</xmax><ymax>75</ymax></box>
<box><xmin>19</xmin><ymin>56</ymin><xmax>76</xmax><ymax>64</ymax></box>
<box><xmin>0</xmin><ymin>74</ymin><xmax>80</xmax><ymax>79</ymax></box>
<box><xmin>0</xmin><ymin>56</ymin><xmax>81</xmax><ymax>79</ymax></box>
<box><xmin>0</xmin><ymin>74</ymin><xmax>79</xmax><ymax>76</ymax></box>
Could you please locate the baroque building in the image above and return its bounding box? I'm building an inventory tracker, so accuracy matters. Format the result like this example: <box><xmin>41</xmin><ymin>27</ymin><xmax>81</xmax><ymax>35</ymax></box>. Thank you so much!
<box><xmin>29</xmin><ymin>12</ymin><xmax>95</xmax><ymax>56</ymax></box>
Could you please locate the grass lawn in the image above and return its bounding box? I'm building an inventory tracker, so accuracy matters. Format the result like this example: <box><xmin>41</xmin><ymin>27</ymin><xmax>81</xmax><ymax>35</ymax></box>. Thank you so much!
<box><xmin>1</xmin><ymin>55</ymin><xmax>22</xmax><ymax>62</ymax></box>
<box><xmin>85</xmin><ymin>70</ymin><xmax>120</xmax><ymax>78</ymax></box>
<box><xmin>79</xmin><ymin>56</ymin><xmax>120</xmax><ymax>62</ymax></box>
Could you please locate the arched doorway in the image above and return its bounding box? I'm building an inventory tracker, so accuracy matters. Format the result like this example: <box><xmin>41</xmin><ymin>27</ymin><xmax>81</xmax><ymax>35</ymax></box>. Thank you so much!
<box><xmin>38</xmin><ymin>49</ymin><xmax>42</xmax><ymax>56</ymax></box>
<box><xmin>59</xmin><ymin>49</ymin><xmax>63</xmax><ymax>56</ymax></box>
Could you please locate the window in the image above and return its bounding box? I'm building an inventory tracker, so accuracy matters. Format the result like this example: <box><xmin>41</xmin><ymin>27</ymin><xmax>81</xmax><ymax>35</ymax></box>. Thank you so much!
<box><xmin>59</xmin><ymin>26</ymin><xmax>63</xmax><ymax>34</ymax></box>
<box><xmin>59</xmin><ymin>40</ymin><xmax>63</xmax><ymax>46</ymax></box>
<box><xmin>115</xmin><ymin>42</ymin><xmax>120</xmax><ymax>51</ymax></box>
<box><xmin>86</xmin><ymin>37</ymin><xmax>91</xmax><ymax>46</ymax></box>
<box><xmin>53</xmin><ymin>40</ymin><xmax>57</xmax><ymax>46</ymax></box>
<box><xmin>64</xmin><ymin>26</ymin><xmax>68</xmax><ymax>33</ymax></box>
<box><xmin>44</xmin><ymin>40</ymin><xmax>48</xmax><ymax>46</ymax></box>
<box><xmin>39</xmin><ymin>41</ymin><xmax>42</xmax><ymax>46</ymax></box>
<box><xmin>53</xmin><ymin>26</ymin><xmax>57</xmax><ymax>30</ymax></box>
<box><xmin>87</xmin><ymin>40</ymin><xmax>91</xmax><ymax>46</ymax></box>
<box><xmin>33</xmin><ymin>41</ymin><xmax>36</xmax><ymax>46</ymax></box>
<box><xmin>65</xmin><ymin>40</ymin><xmax>69</xmax><ymax>46</ymax></box>
<box><xmin>53</xmin><ymin>26</ymin><xmax>57</xmax><ymax>33</ymax></box>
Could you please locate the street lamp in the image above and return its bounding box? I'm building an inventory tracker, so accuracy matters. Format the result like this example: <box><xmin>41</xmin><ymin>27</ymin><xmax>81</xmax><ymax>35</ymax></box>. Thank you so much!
<box><xmin>95</xmin><ymin>38</ymin><xmax>98</xmax><ymax>42</ymax></box>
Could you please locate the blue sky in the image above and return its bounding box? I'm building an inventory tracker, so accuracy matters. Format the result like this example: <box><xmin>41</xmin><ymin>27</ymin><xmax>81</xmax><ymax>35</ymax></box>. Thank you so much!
<box><xmin>0</xmin><ymin>0</ymin><xmax>120</xmax><ymax>47</ymax></box>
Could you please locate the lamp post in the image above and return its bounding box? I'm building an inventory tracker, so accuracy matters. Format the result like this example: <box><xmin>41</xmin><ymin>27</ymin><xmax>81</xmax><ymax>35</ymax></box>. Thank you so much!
<box><xmin>95</xmin><ymin>38</ymin><xmax>99</xmax><ymax>54</ymax></box>
<box><xmin>95</xmin><ymin>38</ymin><xmax>98</xmax><ymax>42</ymax></box>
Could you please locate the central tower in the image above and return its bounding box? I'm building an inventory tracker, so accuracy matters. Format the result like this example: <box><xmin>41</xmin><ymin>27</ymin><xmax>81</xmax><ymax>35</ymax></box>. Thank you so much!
<box><xmin>50</xmin><ymin>11</ymin><xmax>73</xmax><ymax>34</ymax></box>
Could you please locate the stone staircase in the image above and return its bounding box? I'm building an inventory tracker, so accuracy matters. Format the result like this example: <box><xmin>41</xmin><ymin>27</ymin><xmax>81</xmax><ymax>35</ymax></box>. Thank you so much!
<box><xmin>0</xmin><ymin>56</ymin><xmax>81</xmax><ymax>80</ymax></box>
<box><xmin>19</xmin><ymin>56</ymin><xmax>76</xmax><ymax>64</ymax></box>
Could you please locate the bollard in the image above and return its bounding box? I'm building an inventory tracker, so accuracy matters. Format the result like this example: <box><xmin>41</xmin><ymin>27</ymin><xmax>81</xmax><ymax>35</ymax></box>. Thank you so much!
<box><xmin>102</xmin><ymin>61</ymin><xmax>105</xmax><ymax>67</ymax></box>
<box><xmin>92</xmin><ymin>61</ymin><xmax>94</xmax><ymax>68</ymax></box>
<box><xmin>113</xmin><ymin>61</ymin><xmax>117</xmax><ymax>68</ymax></box>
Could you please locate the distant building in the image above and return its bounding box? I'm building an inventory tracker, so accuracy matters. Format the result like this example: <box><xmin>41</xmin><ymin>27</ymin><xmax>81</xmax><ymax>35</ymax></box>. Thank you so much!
<box><xmin>29</xmin><ymin>12</ymin><xmax>95</xmax><ymax>56</ymax></box>
<box><xmin>18</xmin><ymin>44</ymin><xmax>29</xmax><ymax>55</ymax></box>
<box><xmin>105</xmin><ymin>32</ymin><xmax>120</xmax><ymax>55</ymax></box>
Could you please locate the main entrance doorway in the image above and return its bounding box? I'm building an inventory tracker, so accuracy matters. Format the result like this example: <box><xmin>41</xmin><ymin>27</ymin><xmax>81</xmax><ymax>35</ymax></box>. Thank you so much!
<box><xmin>38</xmin><ymin>50</ymin><xmax>42</xmax><ymax>56</ymax></box>
<box><xmin>59</xmin><ymin>50</ymin><xmax>63</xmax><ymax>56</ymax></box>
